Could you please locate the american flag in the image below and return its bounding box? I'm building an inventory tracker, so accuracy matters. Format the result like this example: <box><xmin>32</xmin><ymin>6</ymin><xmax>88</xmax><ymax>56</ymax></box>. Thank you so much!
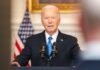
<box><xmin>14</xmin><ymin>9</ymin><xmax>34</xmax><ymax>66</ymax></box>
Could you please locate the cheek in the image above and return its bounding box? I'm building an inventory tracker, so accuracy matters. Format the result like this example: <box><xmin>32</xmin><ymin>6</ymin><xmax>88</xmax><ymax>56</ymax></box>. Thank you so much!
<box><xmin>54</xmin><ymin>21</ymin><xmax>60</xmax><ymax>27</ymax></box>
<box><xmin>42</xmin><ymin>20</ymin><xmax>47</xmax><ymax>26</ymax></box>
<box><xmin>54</xmin><ymin>19</ymin><xmax>60</xmax><ymax>25</ymax></box>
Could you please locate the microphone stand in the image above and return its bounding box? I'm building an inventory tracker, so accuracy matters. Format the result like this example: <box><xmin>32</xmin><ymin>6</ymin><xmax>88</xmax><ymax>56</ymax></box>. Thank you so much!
<box><xmin>52</xmin><ymin>42</ymin><xmax>58</xmax><ymax>58</ymax></box>
<box><xmin>40</xmin><ymin>44</ymin><xmax>46</xmax><ymax>59</ymax></box>
<box><xmin>47</xmin><ymin>42</ymin><xmax>58</xmax><ymax>66</ymax></box>
<box><xmin>40</xmin><ymin>42</ymin><xmax>58</xmax><ymax>66</ymax></box>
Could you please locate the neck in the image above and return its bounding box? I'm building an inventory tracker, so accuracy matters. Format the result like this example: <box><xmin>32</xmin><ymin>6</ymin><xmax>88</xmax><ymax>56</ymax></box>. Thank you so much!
<box><xmin>46</xmin><ymin>30</ymin><xmax>58</xmax><ymax>36</ymax></box>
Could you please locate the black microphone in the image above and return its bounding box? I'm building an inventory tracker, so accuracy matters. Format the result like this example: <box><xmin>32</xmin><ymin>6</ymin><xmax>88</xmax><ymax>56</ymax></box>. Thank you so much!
<box><xmin>40</xmin><ymin>43</ymin><xmax>46</xmax><ymax>58</ymax></box>
<box><xmin>52</xmin><ymin>42</ymin><xmax>58</xmax><ymax>58</ymax></box>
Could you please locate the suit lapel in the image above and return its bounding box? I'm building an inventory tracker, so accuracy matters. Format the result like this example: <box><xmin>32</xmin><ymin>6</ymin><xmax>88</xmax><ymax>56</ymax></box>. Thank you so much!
<box><xmin>56</xmin><ymin>31</ymin><xmax>64</xmax><ymax>51</ymax></box>
<box><xmin>40</xmin><ymin>31</ymin><xmax>46</xmax><ymax>45</ymax></box>
<box><xmin>41</xmin><ymin>31</ymin><xmax>64</xmax><ymax>48</ymax></box>
<box><xmin>40</xmin><ymin>31</ymin><xmax>48</xmax><ymax>58</ymax></box>
<box><xmin>40</xmin><ymin>31</ymin><xmax>65</xmax><ymax>58</ymax></box>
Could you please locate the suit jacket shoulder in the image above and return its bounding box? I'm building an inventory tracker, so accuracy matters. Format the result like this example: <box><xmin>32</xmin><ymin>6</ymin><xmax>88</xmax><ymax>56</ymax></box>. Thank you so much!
<box><xmin>59</xmin><ymin>32</ymin><xmax>78</xmax><ymax>42</ymax></box>
<box><xmin>26</xmin><ymin>31</ymin><xmax>45</xmax><ymax>42</ymax></box>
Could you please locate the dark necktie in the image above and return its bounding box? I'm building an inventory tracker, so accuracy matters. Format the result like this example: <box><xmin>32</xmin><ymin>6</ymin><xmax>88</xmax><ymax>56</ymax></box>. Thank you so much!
<box><xmin>48</xmin><ymin>36</ymin><xmax>52</xmax><ymax>57</ymax></box>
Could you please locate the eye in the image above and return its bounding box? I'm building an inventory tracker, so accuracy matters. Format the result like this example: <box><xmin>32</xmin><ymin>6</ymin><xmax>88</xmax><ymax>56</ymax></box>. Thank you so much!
<box><xmin>51</xmin><ymin>16</ymin><xmax>57</xmax><ymax>19</ymax></box>
<box><xmin>51</xmin><ymin>16</ymin><xmax>56</xmax><ymax>19</ymax></box>
<box><xmin>43</xmin><ymin>17</ymin><xmax>48</xmax><ymax>19</ymax></box>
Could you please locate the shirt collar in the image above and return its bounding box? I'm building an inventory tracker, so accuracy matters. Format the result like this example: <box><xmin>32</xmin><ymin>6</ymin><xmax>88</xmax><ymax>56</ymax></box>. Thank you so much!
<box><xmin>45</xmin><ymin>30</ymin><xmax>59</xmax><ymax>44</ymax></box>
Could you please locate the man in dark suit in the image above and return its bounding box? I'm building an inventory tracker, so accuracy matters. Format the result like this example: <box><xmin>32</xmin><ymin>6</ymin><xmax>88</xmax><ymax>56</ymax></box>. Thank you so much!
<box><xmin>11</xmin><ymin>5</ymin><xmax>80</xmax><ymax>67</ymax></box>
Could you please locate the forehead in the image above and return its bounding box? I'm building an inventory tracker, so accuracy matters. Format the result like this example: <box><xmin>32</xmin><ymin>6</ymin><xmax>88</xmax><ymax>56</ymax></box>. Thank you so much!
<box><xmin>42</xmin><ymin>10</ymin><xmax>58</xmax><ymax>15</ymax></box>
<box><xmin>41</xmin><ymin>11</ymin><xmax>59</xmax><ymax>18</ymax></box>
<box><xmin>42</xmin><ymin>9</ymin><xmax>59</xmax><ymax>15</ymax></box>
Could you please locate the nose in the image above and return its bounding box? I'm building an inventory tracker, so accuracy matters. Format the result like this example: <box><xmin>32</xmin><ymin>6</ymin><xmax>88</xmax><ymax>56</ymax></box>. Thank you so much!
<box><xmin>48</xmin><ymin>18</ymin><xmax>52</xmax><ymax>24</ymax></box>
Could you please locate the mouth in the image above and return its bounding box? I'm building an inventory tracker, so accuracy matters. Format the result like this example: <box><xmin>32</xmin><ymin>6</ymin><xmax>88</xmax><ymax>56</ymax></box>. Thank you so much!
<box><xmin>47</xmin><ymin>25</ymin><xmax>53</xmax><ymax>28</ymax></box>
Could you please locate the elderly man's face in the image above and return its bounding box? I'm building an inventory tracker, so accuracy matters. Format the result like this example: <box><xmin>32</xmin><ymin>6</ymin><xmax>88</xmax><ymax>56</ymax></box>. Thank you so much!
<box><xmin>41</xmin><ymin>9</ymin><xmax>60</xmax><ymax>35</ymax></box>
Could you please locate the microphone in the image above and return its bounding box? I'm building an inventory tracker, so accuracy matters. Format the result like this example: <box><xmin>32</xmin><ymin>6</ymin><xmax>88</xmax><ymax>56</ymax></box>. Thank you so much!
<box><xmin>40</xmin><ymin>43</ymin><xmax>46</xmax><ymax>58</ymax></box>
<box><xmin>52</xmin><ymin>42</ymin><xmax>58</xmax><ymax>58</ymax></box>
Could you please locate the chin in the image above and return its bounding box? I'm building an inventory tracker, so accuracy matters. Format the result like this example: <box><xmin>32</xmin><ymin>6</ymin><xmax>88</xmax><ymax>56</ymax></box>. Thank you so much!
<box><xmin>48</xmin><ymin>30</ymin><xmax>53</xmax><ymax>33</ymax></box>
<box><xmin>47</xmin><ymin>29</ymin><xmax>53</xmax><ymax>32</ymax></box>
<box><xmin>47</xmin><ymin>30</ymin><xmax>53</xmax><ymax>33</ymax></box>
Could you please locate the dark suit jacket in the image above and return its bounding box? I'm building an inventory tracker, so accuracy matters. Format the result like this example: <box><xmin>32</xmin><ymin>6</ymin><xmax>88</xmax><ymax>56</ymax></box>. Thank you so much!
<box><xmin>16</xmin><ymin>31</ymin><xmax>80</xmax><ymax>66</ymax></box>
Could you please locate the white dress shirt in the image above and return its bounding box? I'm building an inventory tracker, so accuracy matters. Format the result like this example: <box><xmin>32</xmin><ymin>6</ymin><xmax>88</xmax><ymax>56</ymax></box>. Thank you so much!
<box><xmin>45</xmin><ymin>30</ymin><xmax>58</xmax><ymax>45</ymax></box>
